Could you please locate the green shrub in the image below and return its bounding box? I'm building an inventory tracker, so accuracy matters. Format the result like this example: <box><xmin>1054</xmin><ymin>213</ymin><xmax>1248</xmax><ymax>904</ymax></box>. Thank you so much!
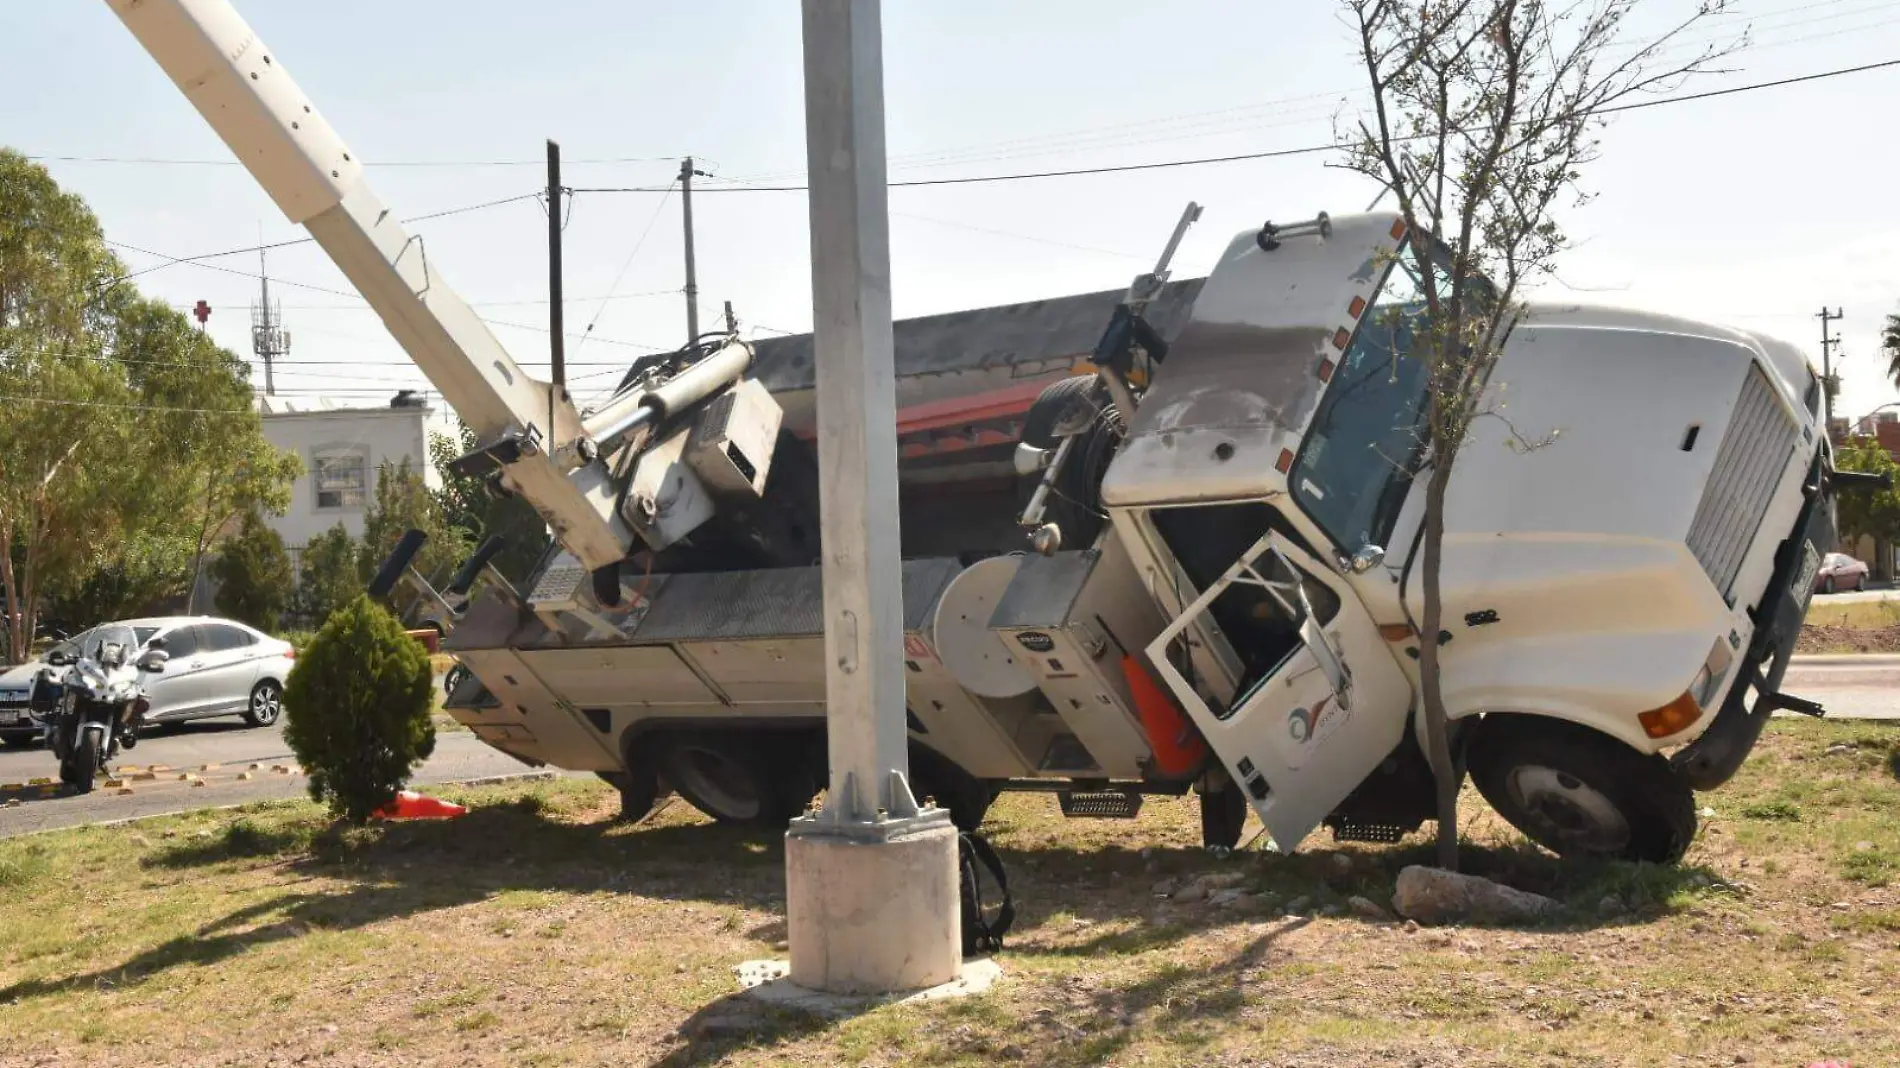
<box><xmin>296</xmin><ymin>522</ymin><xmax>361</xmax><ymax>625</ymax></box>
<box><xmin>211</xmin><ymin>510</ymin><xmax>293</xmax><ymax>632</ymax></box>
<box><xmin>283</xmin><ymin>593</ymin><xmax>435</xmax><ymax>824</ymax></box>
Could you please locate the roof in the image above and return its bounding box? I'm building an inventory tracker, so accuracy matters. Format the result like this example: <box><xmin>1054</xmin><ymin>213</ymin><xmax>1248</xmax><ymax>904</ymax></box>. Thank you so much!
<box><xmin>257</xmin><ymin>393</ymin><xmax>435</xmax><ymax>416</ymax></box>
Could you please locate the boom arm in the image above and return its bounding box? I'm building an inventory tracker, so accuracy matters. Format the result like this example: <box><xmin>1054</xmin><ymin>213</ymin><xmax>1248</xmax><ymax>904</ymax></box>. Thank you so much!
<box><xmin>105</xmin><ymin>0</ymin><xmax>636</xmax><ymax>571</ymax></box>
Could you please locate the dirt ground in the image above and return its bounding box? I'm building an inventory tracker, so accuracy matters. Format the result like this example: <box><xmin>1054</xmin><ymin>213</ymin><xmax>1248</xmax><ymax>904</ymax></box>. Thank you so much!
<box><xmin>1</xmin><ymin>718</ymin><xmax>1897</xmax><ymax>1068</ymax></box>
<box><xmin>1798</xmin><ymin>598</ymin><xmax>1900</xmax><ymax>654</ymax></box>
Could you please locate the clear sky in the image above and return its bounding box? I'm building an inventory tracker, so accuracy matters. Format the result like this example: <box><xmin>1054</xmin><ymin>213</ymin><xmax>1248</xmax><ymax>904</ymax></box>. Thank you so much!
<box><xmin>5</xmin><ymin>0</ymin><xmax>1899</xmax><ymax>423</ymax></box>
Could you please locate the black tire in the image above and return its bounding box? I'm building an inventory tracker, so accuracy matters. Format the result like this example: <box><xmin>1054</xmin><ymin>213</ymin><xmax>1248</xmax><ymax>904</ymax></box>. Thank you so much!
<box><xmin>1823</xmin><ymin>576</ymin><xmax>1836</xmax><ymax>595</ymax></box>
<box><xmin>244</xmin><ymin>680</ymin><xmax>283</xmax><ymax>728</ymax></box>
<box><xmin>1854</xmin><ymin>575</ymin><xmax>1866</xmax><ymax>592</ymax></box>
<box><xmin>1469</xmin><ymin>715</ymin><xmax>1696</xmax><ymax>864</ymax></box>
<box><xmin>1200</xmin><ymin>784</ymin><xmax>1249</xmax><ymax>851</ymax></box>
<box><xmin>1016</xmin><ymin>376</ymin><xmax>1123</xmax><ymax>551</ymax></box>
<box><xmin>907</xmin><ymin>743</ymin><xmax>998</xmax><ymax>832</ymax></box>
<box><xmin>661</xmin><ymin>732</ymin><xmax>816</xmax><ymax>828</ymax></box>
<box><xmin>64</xmin><ymin>732</ymin><xmax>100</xmax><ymax>794</ymax></box>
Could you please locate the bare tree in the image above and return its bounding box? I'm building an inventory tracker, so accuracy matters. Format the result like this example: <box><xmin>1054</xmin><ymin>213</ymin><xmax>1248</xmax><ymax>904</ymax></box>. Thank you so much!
<box><xmin>1339</xmin><ymin>0</ymin><xmax>1740</xmax><ymax>869</ymax></box>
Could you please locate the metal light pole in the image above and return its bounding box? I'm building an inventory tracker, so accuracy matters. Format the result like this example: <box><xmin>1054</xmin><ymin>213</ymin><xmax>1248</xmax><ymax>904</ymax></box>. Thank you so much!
<box><xmin>782</xmin><ymin>0</ymin><xmax>962</xmax><ymax>996</ymax></box>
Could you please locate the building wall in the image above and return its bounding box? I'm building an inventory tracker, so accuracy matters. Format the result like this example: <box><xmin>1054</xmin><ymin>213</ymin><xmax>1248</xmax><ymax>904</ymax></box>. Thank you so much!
<box><xmin>260</xmin><ymin>404</ymin><xmax>442</xmax><ymax>550</ymax></box>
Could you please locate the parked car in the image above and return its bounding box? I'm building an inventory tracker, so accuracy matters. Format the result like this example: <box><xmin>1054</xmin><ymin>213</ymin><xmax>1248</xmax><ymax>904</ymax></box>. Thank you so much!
<box><xmin>0</xmin><ymin>617</ymin><xmax>292</xmax><ymax>746</ymax></box>
<box><xmin>1814</xmin><ymin>552</ymin><xmax>1871</xmax><ymax>594</ymax></box>
<box><xmin>0</xmin><ymin>658</ymin><xmax>57</xmax><ymax>748</ymax></box>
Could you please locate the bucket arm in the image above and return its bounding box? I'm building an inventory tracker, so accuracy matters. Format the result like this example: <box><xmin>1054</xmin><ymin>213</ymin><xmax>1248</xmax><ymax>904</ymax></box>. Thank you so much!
<box><xmin>104</xmin><ymin>0</ymin><xmax>637</xmax><ymax>572</ymax></box>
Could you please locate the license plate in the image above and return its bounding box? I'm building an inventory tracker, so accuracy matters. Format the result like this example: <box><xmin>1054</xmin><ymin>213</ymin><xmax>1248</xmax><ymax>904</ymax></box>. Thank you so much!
<box><xmin>1792</xmin><ymin>542</ymin><xmax>1821</xmax><ymax>610</ymax></box>
<box><xmin>0</xmin><ymin>710</ymin><xmax>21</xmax><ymax>725</ymax></box>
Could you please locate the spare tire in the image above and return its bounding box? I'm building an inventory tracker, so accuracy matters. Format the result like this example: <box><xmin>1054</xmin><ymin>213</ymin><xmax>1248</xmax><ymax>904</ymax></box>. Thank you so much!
<box><xmin>1016</xmin><ymin>375</ymin><xmax>1123</xmax><ymax>550</ymax></box>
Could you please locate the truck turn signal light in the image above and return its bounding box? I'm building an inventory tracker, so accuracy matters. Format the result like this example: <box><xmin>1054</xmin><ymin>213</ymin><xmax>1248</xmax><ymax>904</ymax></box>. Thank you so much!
<box><xmin>1637</xmin><ymin>690</ymin><xmax>1703</xmax><ymax>739</ymax></box>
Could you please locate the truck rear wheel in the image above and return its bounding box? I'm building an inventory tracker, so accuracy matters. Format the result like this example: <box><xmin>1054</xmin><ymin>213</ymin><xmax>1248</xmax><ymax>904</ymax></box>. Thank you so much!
<box><xmin>1469</xmin><ymin>716</ymin><xmax>1696</xmax><ymax>864</ymax></box>
<box><xmin>661</xmin><ymin>732</ymin><xmax>817</xmax><ymax>828</ymax></box>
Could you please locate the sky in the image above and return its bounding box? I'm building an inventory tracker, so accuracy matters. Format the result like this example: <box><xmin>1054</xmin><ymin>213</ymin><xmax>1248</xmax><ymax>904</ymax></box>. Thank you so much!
<box><xmin>4</xmin><ymin>0</ymin><xmax>1899</xmax><ymax>425</ymax></box>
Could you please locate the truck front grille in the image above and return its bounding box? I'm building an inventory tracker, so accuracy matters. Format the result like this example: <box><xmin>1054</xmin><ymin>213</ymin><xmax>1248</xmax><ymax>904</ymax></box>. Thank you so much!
<box><xmin>1687</xmin><ymin>366</ymin><xmax>1800</xmax><ymax>599</ymax></box>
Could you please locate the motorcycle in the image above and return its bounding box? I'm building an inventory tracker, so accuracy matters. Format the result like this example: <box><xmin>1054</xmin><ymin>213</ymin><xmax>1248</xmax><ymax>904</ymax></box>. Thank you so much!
<box><xmin>41</xmin><ymin>626</ymin><xmax>169</xmax><ymax>793</ymax></box>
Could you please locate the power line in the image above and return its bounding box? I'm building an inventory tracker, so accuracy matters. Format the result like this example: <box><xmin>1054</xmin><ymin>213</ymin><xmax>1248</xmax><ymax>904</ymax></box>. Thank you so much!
<box><xmin>119</xmin><ymin>191</ymin><xmax>544</xmax><ymax>277</ymax></box>
<box><xmin>24</xmin><ymin>153</ymin><xmax>688</xmax><ymax>169</ymax></box>
<box><xmin>572</xmin><ymin>56</ymin><xmax>1900</xmax><ymax>195</ymax></box>
<box><xmin>0</xmin><ymin>393</ymin><xmax>250</xmax><ymax>415</ymax></box>
<box><xmin>104</xmin><ymin>238</ymin><xmax>668</xmax><ymax>351</ymax></box>
<box><xmin>577</xmin><ymin>179</ymin><xmax>678</xmax><ymax>357</ymax></box>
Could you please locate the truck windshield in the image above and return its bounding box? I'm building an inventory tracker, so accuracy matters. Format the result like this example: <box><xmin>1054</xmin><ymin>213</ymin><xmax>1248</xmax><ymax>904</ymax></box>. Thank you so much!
<box><xmin>1288</xmin><ymin>249</ymin><xmax>1438</xmax><ymax>556</ymax></box>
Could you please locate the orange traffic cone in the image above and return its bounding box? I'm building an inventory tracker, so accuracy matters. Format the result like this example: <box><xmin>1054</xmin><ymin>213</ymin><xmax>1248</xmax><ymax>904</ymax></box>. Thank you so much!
<box><xmin>372</xmin><ymin>790</ymin><xmax>469</xmax><ymax>820</ymax></box>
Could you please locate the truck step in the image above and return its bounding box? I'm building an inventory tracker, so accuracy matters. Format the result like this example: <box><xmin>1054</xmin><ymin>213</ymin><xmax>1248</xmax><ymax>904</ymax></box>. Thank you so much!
<box><xmin>1058</xmin><ymin>790</ymin><xmax>1143</xmax><ymax>819</ymax></box>
<box><xmin>1328</xmin><ymin>819</ymin><xmax>1411</xmax><ymax>844</ymax></box>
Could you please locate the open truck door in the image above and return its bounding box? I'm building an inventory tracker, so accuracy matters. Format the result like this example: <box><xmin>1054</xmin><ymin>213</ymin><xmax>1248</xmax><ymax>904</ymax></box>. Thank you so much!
<box><xmin>1145</xmin><ymin>531</ymin><xmax>1413</xmax><ymax>851</ymax></box>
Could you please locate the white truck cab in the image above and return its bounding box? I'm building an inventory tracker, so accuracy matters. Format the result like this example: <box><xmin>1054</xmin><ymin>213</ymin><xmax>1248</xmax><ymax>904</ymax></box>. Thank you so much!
<box><xmin>1098</xmin><ymin>212</ymin><xmax>1831</xmax><ymax>861</ymax></box>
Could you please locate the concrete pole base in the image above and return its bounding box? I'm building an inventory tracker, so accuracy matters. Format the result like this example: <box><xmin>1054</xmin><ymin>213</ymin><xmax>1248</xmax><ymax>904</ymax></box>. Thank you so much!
<box><xmin>784</xmin><ymin>810</ymin><xmax>962</xmax><ymax>995</ymax></box>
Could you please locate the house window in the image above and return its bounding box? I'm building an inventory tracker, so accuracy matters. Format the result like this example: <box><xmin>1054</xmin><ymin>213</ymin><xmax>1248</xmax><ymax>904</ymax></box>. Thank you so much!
<box><xmin>314</xmin><ymin>451</ymin><xmax>368</xmax><ymax>510</ymax></box>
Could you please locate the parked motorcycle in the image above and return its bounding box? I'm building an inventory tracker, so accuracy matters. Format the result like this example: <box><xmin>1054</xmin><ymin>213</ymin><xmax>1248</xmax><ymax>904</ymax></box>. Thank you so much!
<box><xmin>41</xmin><ymin>626</ymin><xmax>168</xmax><ymax>793</ymax></box>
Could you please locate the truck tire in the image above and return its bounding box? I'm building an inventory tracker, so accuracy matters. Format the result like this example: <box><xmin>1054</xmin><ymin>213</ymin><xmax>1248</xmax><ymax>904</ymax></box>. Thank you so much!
<box><xmin>1017</xmin><ymin>376</ymin><xmax>1123</xmax><ymax>550</ymax></box>
<box><xmin>1468</xmin><ymin>715</ymin><xmax>1696</xmax><ymax>864</ymax></box>
<box><xmin>661</xmin><ymin>732</ymin><xmax>817</xmax><ymax>828</ymax></box>
<box><xmin>1199</xmin><ymin>784</ymin><xmax>1249</xmax><ymax>851</ymax></box>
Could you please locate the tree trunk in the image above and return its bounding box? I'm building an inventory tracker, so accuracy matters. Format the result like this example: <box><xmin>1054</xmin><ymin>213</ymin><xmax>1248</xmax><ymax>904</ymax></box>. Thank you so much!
<box><xmin>1418</xmin><ymin>455</ymin><xmax>1461</xmax><ymax>871</ymax></box>
<box><xmin>0</xmin><ymin>525</ymin><xmax>20</xmax><ymax>664</ymax></box>
<box><xmin>187</xmin><ymin>466</ymin><xmax>219</xmax><ymax>614</ymax></box>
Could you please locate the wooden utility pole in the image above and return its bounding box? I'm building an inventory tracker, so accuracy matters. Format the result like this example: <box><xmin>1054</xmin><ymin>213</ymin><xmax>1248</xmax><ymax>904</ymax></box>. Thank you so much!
<box><xmin>1819</xmin><ymin>306</ymin><xmax>1844</xmax><ymax>432</ymax></box>
<box><xmin>680</xmin><ymin>157</ymin><xmax>701</xmax><ymax>345</ymax></box>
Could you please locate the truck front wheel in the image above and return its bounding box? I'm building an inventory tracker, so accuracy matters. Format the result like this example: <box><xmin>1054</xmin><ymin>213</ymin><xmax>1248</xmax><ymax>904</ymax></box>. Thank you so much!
<box><xmin>1469</xmin><ymin>716</ymin><xmax>1696</xmax><ymax>864</ymax></box>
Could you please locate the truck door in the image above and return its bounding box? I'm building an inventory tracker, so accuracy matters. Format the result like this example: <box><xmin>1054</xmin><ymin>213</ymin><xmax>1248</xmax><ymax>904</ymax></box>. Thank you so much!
<box><xmin>1145</xmin><ymin>530</ymin><xmax>1413</xmax><ymax>851</ymax></box>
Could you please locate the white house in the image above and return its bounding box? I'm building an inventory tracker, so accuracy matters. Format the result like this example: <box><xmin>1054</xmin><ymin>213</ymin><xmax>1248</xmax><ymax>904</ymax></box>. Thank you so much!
<box><xmin>257</xmin><ymin>390</ymin><xmax>449</xmax><ymax>555</ymax></box>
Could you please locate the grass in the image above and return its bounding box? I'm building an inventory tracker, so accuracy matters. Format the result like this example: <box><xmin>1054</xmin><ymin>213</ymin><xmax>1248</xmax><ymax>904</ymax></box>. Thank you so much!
<box><xmin>1</xmin><ymin>719</ymin><xmax>1897</xmax><ymax>1067</ymax></box>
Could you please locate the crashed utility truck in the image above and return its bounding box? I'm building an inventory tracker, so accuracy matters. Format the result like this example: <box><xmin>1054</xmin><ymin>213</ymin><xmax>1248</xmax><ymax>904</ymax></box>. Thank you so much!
<box><xmin>112</xmin><ymin>0</ymin><xmax>1851</xmax><ymax>865</ymax></box>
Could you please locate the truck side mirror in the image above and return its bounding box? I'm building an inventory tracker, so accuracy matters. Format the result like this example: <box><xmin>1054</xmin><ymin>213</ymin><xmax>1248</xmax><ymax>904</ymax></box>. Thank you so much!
<box><xmin>1350</xmin><ymin>545</ymin><xmax>1386</xmax><ymax>574</ymax></box>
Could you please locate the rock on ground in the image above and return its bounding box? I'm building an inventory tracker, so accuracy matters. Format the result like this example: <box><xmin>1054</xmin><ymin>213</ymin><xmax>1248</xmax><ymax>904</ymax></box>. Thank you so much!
<box><xmin>1392</xmin><ymin>865</ymin><xmax>1561</xmax><ymax>925</ymax></box>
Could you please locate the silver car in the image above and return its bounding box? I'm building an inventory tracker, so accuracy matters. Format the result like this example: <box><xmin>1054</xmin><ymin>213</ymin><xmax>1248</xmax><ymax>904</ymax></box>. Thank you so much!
<box><xmin>9</xmin><ymin>617</ymin><xmax>295</xmax><ymax>738</ymax></box>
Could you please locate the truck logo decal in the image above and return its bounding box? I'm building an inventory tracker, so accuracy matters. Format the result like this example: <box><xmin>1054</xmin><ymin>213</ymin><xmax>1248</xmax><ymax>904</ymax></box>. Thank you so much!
<box><xmin>1015</xmin><ymin>632</ymin><xmax>1056</xmax><ymax>653</ymax></box>
<box><xmin>1288</xmin><ymin>695</ymin><xmax>1335</xmax><ymax>744</ymax></box>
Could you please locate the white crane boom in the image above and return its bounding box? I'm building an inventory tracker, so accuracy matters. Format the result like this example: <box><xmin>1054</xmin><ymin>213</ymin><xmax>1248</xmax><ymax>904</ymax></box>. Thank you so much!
<box><xmin>105</xmin><ymin>0</ymin><xmax>636</xmax><ymax>572</ymax></box>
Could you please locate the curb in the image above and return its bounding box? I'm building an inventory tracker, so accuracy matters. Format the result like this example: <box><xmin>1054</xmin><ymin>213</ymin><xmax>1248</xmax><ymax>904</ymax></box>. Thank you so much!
<box><xmin>10</xmin><ymin>769</ymin><xmax>568</xmax><ymax>839</ymax></box>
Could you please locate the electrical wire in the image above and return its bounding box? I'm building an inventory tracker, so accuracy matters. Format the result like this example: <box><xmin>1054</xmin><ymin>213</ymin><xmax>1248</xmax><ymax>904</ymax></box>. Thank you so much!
<box><xmin>572</xmin><ymin>56</ymin><xmax>1900</xmax><ymax>194</ymax></box>
<box><xmin>576</xmin><ymin>180</ymin><xmax>678</xmax><ymax>358</ymax></box>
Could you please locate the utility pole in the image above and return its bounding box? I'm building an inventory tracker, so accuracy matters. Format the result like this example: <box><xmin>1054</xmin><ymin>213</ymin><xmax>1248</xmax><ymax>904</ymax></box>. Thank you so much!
<box><xmin>547</xmin><ymin>140</ymin><xmax>566</xmax><ymax>432</ymax></box>
<box><xmin>1819</xmin><ymin>306</ymin><xmax>1844</xmax><ymax>432</ymax></box>
<box><xmin>680</xmin><ymin>157</ymin><xmax>701</xmax><ymax>346</ymax></box>
<box><xmin>251</xmin><ymin>246</ymin><xmax>288</xmax><ymax>397</ymax></box>
<box><xmin>783</xmin><ymin>0</ymin><xmax>963</xmax><ymax>997</ymax></box>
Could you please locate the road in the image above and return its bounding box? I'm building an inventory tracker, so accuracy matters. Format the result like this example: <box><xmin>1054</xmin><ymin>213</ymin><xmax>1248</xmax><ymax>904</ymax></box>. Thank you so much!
<box><xmin>1810</xmin><ymin>585</ymin><xmax>1899</xmax><ymax>605</ymax></box>
<box><xmin>0</xmin><ymin>717</ymin><xmax>573</xmax><ymax>839</ymax></box>
<box><xmin>1783</xmin><ymin>654</ymin><xmax>1900</xmax><ymax>721</ymax></box>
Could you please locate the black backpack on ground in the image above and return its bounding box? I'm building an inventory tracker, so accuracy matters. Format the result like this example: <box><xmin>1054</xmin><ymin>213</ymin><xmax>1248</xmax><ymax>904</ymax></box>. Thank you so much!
<box><xmin>957</xmin><ymin>831</ymin><xmax>1014</xmax><ymax>957</ymax></box>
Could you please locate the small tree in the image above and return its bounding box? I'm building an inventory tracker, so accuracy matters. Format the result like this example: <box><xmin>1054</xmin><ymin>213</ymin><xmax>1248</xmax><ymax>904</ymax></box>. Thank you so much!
<box><xmin>297</xmin><ymin>522</ymin><xmax>361</xmax><ymax>625</ymax></box>
<box><xmin>283</xmin><ymin>593</ymin><xmax>435</xmax><ymax>824</ymax></box>
<box><xmin>1882</xmin><ymin>311</ymin><xmax>1899</xmax><ymax>391</ymax></box>
<box><xmin>1341</xmin><ymin>0</ymin><xmax>1737</xmax><ymax>868</ymax></box>
<box><xmin>1833</xmin><ymin>437</ymin><xmax>1900</xmax><ymax>558</ymax></box>
<box><xmin>210</xmin><ymin>510</ymin><xmax>292</xmax><ymax>632</ymax></box>
<box><xmin>360</xmin><ymin>458</ymin><xmax>468</xmax><ymax>587</ymax></box>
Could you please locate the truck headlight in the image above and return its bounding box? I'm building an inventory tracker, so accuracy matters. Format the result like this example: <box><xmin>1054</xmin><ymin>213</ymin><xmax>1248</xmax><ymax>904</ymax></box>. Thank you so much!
<box><xmin>1690</xmin><ymin>665</ymin><xmax>1716</xmax><ymax>708</ymax></box>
